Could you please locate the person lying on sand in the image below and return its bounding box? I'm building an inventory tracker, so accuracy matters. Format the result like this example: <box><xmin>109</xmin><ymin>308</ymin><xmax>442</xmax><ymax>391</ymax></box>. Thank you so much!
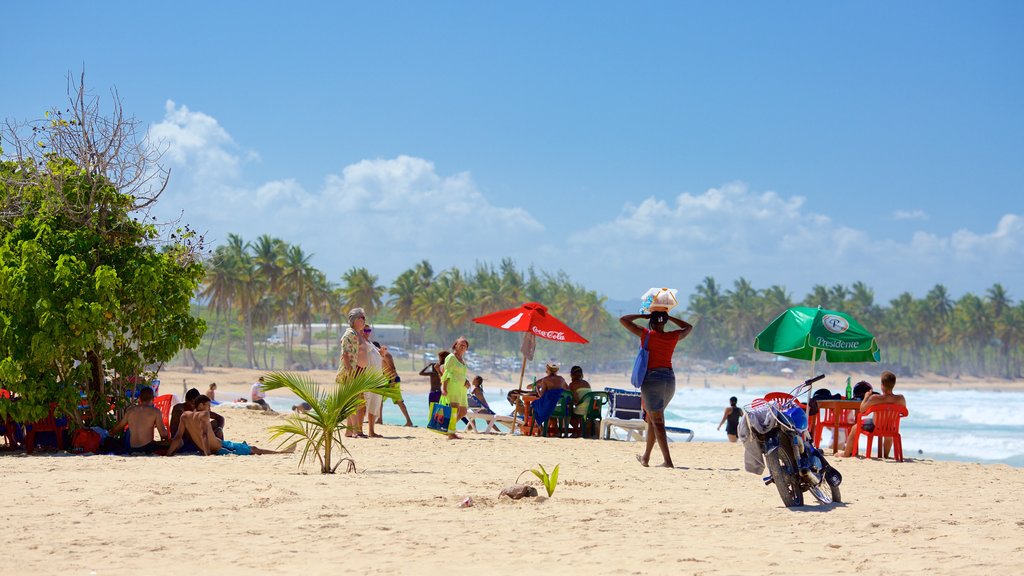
<box><xmin>109</xmin><ymin>386</ymin><xmax>168</xmax><ymax>454</ymax></box>
<box><xmin>167</xmin><ymin>395</ymin><xmax>293</xmax><ymax>456</ymax></box>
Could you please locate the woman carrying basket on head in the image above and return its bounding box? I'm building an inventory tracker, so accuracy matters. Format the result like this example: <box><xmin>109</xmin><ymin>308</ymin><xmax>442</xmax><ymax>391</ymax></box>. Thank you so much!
<box><xmin>619</xmin><ymin>305</ymin><xmax>692</xmax><ymax>468</ymax></box>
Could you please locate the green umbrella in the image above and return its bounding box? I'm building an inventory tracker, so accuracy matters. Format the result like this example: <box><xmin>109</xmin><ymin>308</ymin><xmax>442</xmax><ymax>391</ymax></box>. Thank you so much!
<box><xmin>754</xmin><ymin>306</ymin><xmax>880</xmax><ymax>411</ymax></box>
<box><xmin>753</xmin><ymin>306</ymin><xmax>880</xmax><ymax>364</ymax></box>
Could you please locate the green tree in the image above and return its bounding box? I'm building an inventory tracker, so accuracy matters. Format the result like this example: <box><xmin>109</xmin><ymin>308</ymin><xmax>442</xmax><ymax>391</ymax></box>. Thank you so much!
<box><xmin>341</xmin><ymin>267</ymin><xmax>385</xmax><ymax>319</ymax></box>
<box><xmin>0</xmin><ymin>157</ymin><xmax>205</xmax><ymax>424</ymax></box>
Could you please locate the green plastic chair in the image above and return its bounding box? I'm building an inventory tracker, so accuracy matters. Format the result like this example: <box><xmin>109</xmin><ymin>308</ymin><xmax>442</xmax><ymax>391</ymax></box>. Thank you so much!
<box><xmin>577</xmin><ymin>391</ymin><xmax>609</xmax><ymax>439</ymax></box>
<box><xmin>531</xmin><ymin>390</ymin><xmax>573</xmax><ymax>437</ymax></box>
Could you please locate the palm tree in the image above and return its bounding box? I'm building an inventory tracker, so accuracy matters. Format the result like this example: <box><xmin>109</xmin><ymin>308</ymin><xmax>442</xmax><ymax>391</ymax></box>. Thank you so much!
<box><xmin>388</xmin><ymin>270</ymin><xmax>419</xmax><ymax>332</ymax></box>
<box><xmin>759</xmin><ymin>285</ymin><xmax>793</xmax><ymax>322</ymax></box>
<box><xmin>688</xmin><ymin>276</ymin><xmax>728</xmax><ymax>360</ymax></box>
<box><xmin>200</xmin><ymin>244</ymin><xmax>239</xmax><ymax>366</ymax></box>
<box><xmin>281</xmin><ymin>244</ymin><xmax>317</xmax><ymax>363</ymax></box>
<box><xmin>341</xmin><ymin>267</ymin><xmax>385</xmax><ymax>319</ymax></box>
<box><xmin>724</xmin><ymin>277</ymin><xmax>761</xmax><ymax>348</ymax></box>
<box><xmin>263</xmin><ymin>370</ymin><xmax>398</xmax><ymax>473</ymax></box>
<box><xmin>986</xmin><ymin>283</ymin><xmax>1014</xmax><ymax>377</ymax></box>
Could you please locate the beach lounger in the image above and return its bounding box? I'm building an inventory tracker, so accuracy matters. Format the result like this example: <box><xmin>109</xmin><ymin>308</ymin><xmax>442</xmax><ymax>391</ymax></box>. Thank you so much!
<box><xmin>601</xmin><ymin>388</ymin><xmax>645</xmax><ymax>441</ymax></box>
<box><xmin>466</xmin><ymin>409</ymin><xmax>504</xmax><ymax>433</ymax></box>
<box><xmin>599</xmin><ymin>388</ymin><xmax>694</xmax><ymax>442</ymax></box>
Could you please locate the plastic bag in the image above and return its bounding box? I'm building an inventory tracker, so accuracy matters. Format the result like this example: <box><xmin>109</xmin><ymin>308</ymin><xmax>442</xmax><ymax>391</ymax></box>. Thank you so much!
<box><xmin>640</xmin><ymin>287</ymin><xmax>678</xmax><ymax>313</ymax></box>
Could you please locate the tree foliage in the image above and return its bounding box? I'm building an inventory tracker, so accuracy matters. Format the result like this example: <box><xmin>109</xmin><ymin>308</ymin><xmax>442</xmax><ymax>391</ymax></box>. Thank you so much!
<box><xmin>0</xmin><ymin>77</ymin><xmax>205</xmax><ymax>424</ymax></box>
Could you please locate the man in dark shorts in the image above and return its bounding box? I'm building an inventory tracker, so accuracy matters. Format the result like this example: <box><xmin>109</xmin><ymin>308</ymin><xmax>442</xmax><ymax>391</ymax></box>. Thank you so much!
<box><xmin>109</xmin><ymin>386</ymin><xmax>168</xmax><ymax>454</ymax></box>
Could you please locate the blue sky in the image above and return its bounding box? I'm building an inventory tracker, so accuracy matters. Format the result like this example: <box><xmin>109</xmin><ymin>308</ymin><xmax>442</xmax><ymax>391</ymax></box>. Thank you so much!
<box><xmin>3</xmin><ymin>1</ymin><xmax>1022</xmax><ymax>305</ymax></box>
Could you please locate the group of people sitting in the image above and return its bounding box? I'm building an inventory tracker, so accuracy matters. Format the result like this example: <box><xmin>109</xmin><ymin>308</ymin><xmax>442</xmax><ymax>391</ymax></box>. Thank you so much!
<box><xmin>453</xmin><ymin>362</ymin><xmax>597</xmax><ymax>436</ymax></box>
<box><xmin>109</xmin><ymin>385</ymin><xmax>291</xmax><ymax>456</ymax></box>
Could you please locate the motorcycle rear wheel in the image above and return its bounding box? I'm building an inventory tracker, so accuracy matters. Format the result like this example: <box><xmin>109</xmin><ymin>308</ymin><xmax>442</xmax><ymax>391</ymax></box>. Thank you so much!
<box><xmin>766</xmin><ymin>443</ymin><xmax>804</xmax><ymax>507</ymax></box>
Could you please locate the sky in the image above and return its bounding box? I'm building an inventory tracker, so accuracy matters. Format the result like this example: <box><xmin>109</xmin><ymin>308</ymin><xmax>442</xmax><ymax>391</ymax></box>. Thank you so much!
<box><xmin>2</xmin><ymin>1</ymin><xmax>1023</xmax><ymax>306</ymax></box>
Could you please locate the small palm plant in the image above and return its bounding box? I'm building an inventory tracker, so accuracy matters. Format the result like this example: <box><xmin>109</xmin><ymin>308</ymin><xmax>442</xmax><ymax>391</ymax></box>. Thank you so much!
<box><xmin>262</xmin><ymin>369</ymin><xmax>398</xmax><ymax>474</ymax></box>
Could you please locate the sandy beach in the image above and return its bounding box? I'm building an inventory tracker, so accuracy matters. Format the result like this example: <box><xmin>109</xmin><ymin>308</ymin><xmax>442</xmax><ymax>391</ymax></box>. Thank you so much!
<box><xmin>3</xmin><ymin>366</ymin><xmax>1023</xmax><ymax>575</ymax></box>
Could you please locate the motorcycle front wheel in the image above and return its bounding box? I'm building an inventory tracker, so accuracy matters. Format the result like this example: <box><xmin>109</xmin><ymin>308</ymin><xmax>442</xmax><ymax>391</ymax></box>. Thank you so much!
<box><xmin>766</xmin><ymin>443</ymin><xmax>804</xmax><ymax>507</ymax></box>
<box><xmin>808</xmin><ymin>478</ymin><xmax>841</xmax><ymax>505</ymax></box>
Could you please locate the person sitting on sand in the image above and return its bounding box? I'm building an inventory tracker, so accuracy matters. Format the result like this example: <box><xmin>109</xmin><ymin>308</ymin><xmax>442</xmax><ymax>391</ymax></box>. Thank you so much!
<box><xmin>167</xmin><ymin>395</ymin><xmax>293</xmax><ymax>456</ymax></box>
<box><xmin>292</xmin><ymin>402</ymin><xmax>312</xmax><ymax>414</ymax></box>
<box><xmin>206</xmin><ymin>383</ymin><xmax>217</xmax><ymax>403</ymax></box>
<box><xmin>840</xmin><ymin>370</ymin><xmax>907</xmax><ymax>458</ymax></box>
<box><xmin>536</xmin><ymin>362</ymin><xmax>569</xmax><ymax>398</ymax></box>
<box><xmin>171</xmin><ymin>388</ymin><xmax>225</xmax><ymax>444</ymax></box>
<box><xmin>109</xmin><ymin>386</ymin><xmax>169</xmax><ymax>454</ymax></box>
<box><xmin>251</xmin><ymin>377</ymin><xmax>275</xmax><ymax>413</ymax></box>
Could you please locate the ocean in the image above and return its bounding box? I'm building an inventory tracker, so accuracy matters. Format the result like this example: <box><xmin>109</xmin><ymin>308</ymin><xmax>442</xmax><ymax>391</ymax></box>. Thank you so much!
<box><xmin>261</xmin><ymin>384</ymin><xmax>1024</xmax><ymax>468</ymax></box>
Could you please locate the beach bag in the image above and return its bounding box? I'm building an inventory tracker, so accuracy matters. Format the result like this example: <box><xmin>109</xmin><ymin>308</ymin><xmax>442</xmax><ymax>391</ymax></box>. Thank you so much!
<box><xmin>630</xmin><ymin>331</ymin><xmax>651</xmax><ymax>388</ymax></box>
<box><xmin>427</xmin><ymin>396</ymin><xmax>455</xmax><ymax>434</ymax></box>
<box><xmin>71</xmin><ymin>428</ymin><xmax>101</xmax><ymax>454</ymax></box>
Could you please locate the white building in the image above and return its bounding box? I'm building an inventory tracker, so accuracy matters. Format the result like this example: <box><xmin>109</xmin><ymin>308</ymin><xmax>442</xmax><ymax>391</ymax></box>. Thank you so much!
<box><xmin>272</xmin><ymin>323</ymin><xmax>410</xmax><ymax>346</ymax></box>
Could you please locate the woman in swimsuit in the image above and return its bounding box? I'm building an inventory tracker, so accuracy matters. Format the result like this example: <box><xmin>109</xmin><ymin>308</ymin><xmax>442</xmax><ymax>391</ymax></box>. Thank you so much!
<box><xmin>717</xmin><ymin>396</ymin><xmax>742</xmax><ymax>442</ymax></box>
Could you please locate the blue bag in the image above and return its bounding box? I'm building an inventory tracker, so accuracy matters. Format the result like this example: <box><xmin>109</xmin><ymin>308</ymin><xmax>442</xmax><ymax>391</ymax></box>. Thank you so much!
<box><xmin>630</xmin><ymin>331</ymin><xmax>651</xmax><ymax>388</ymax></box>
<box><xmin>427</xmin><ymin>396</ymin><xmax>455</xmax><ymax>434</ymax></box>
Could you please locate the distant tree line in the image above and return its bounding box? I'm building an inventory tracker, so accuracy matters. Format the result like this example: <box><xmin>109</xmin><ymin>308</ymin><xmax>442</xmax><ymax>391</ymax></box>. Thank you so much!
<box><xmin>199</xmin><ymin>235</ymin><xmax>1024</xmax><ymax>379</ymax></box>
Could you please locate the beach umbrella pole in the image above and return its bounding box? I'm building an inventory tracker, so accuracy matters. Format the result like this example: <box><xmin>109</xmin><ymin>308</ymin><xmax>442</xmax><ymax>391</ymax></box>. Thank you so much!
<box><xmin>510</xmin><ymin>356</ymin><xmax>528</xmax><ymax>435</ymax></box>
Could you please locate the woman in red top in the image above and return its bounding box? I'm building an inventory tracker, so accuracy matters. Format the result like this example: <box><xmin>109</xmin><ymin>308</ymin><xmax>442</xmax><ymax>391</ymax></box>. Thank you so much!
<box><xmin>619</xmin><ymin>310</ymin><xmax>693</xmax><ymax>468</ymax></box>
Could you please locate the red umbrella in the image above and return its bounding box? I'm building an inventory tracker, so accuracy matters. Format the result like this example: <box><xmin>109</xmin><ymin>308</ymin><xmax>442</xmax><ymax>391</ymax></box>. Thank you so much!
<box><xmin>473</xmin><ymin>302</ymin><xmax>589</xmax><ymax>345</ymax></box>
<box><xmin>474</xmin><ymin>303</ymin><xmax>588</xmax><ymax>435</ymax></box>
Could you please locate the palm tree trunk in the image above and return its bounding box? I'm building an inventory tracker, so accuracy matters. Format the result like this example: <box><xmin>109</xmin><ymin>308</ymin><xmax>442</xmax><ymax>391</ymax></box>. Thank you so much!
<box><xmin>323</xmin><ymin>433</ymin><xmax>332</xmax><ymax>474</ymax></box>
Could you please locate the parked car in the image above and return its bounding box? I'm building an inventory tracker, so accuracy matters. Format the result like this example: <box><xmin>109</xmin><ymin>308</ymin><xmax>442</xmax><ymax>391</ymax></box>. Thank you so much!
<box><xmin>266</xmin><ymin>335</ymin><xmax>283</xmax><ymax>345</ymax></box>
<box><xmin>423</xmin><ymin>352</ymin><xmax>438</xmax><ymax>363</ymax></box>
<box><xmin>388</xmin><ymin>345</ymin><xmax>408</xmax><ymax>357</ymax></box>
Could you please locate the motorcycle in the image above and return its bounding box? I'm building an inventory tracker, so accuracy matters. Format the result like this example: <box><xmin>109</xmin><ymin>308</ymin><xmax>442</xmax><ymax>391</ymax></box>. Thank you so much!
<box><xmin>740</xmin><ymin>374</ymin><xmax>843</xmax><ymax>507</ymax></box>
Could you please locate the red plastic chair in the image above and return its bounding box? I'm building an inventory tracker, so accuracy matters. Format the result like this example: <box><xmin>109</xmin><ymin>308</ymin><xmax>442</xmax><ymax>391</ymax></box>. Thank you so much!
<box><xmin>853</xmin><ymin>404</ymin><xmax>909</xmax><ymax>461</ymax></box>
<box><xmin>763</xmin><ymin>392</ymin><xmax>795</xmax><ymax>404</ymax></box>
<box><xmin>813</xmin><ymin>404</ymin><xmax>857</xmax><ymax>450</ymax></box>
<box><xmin>1</xmin><ymin>389</ymin><xmax>17</xmax><ymax>448</ymax></box>
<box><xmin>153</xmin><ymin>394</ymin><xmax>174</xmax><ymax>431</ymax></box>
<box><xmin>24</xmin><ymin>405</ymin><xmax>68</xmax><ymax>455</ymax></box>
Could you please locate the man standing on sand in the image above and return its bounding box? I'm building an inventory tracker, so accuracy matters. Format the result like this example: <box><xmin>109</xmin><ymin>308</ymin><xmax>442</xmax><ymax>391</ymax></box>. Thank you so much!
<box><xmin>167</xmin><ymin>395</ymin><xmax>293</xmax><ymax>456</ymax></box>
<box><xmin>378</xmin><ymin>343</ymin><xmax>414</xmax><ymax>427</ymax></box>
<box><xmin>109</xmin><ymin>386</ymin><xmax>169</xmax><ymax>454</ymax></box>
<box><xmin>340</xmin><ymin>307</ymin><xmax>370</xmax><ymax>437</ymax></box>
<box><xmin>840</xmin><ymin>370</ymin><xmax>907</xmax><ymax>458</ymax></box>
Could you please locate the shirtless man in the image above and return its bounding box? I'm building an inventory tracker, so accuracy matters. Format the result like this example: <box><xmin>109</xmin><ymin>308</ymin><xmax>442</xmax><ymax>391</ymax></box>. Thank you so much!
<box><xmin>170</xmin><ymin>388</ymin><xmax>224</xmax><ymax>442</ymax></box>
<box><xmin>166</xmin><ymin>395</ymin><xmax>292</xmax><ymax>456</ymax></box>
<box><xmin>535</xmin><ymin>363</ymin><xmax>568</xmax><ymax>397</ymax></box>
<box><xmin>841</xmin><ymin>370</ymin><xmax>907</xmax><ymax>458</ymax></box>
<box><xmin>110</xmin><ymin>386</ymin><xmax>168</xmax><ymax>454</ymax></box>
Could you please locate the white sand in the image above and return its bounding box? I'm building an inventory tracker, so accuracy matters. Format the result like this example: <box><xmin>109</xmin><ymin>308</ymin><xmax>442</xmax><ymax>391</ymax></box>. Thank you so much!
<box><xmin>3</xmin><ymin>366</ymin><xmax>1023</xmax><ymax>575</ymax></box>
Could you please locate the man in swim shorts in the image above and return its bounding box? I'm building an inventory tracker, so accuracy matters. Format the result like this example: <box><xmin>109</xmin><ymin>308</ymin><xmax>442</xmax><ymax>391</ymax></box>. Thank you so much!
<box><xmin>109</xmin><ymin>386</ymin><xmax>169</xmax><ymax>454</ymax></box>
<box><xmin>167</xmin><ymin>395</ymin><xmax>293</xmax><ymax>456</ymax></box>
